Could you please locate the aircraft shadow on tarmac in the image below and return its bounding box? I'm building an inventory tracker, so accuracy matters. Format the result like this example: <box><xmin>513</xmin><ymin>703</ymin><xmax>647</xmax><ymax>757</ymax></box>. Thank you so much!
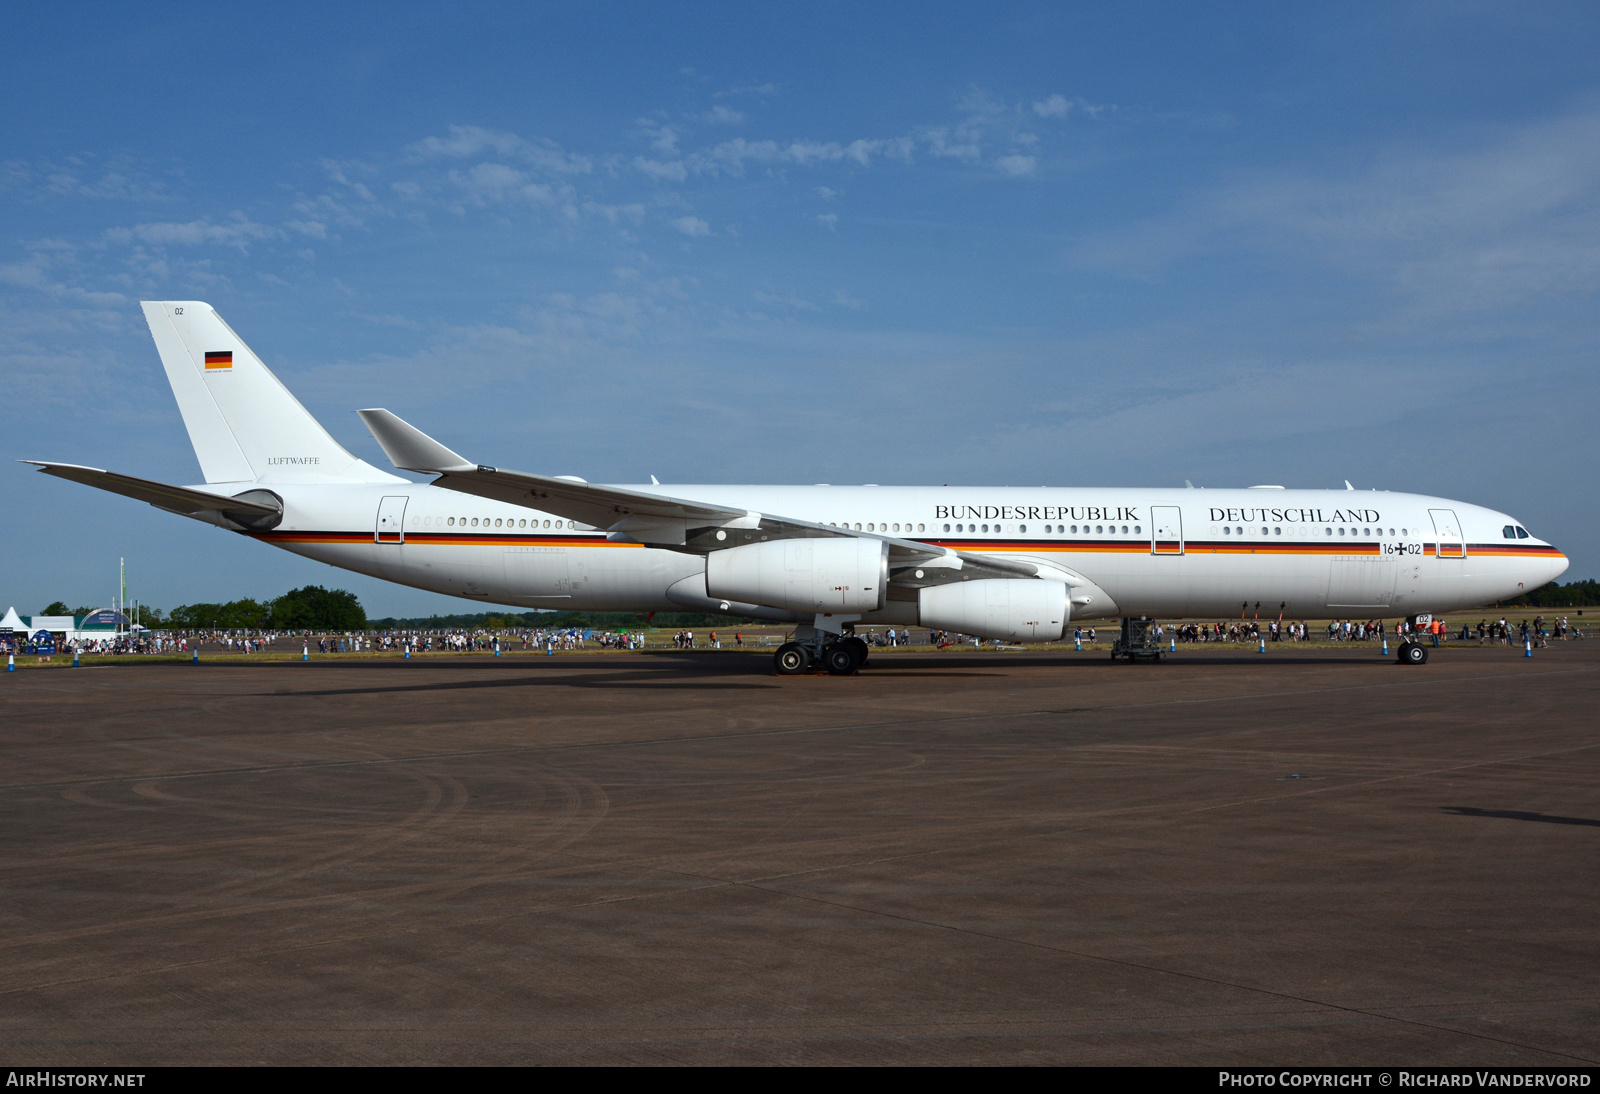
<box><xmin>269</xmin><ymin>671</ymin><xmax>779</xmax><ymax>697</ymax></box>
<box><xmin>1443</xmin><ymin>806</ymin><xmax>1600</xmax><ymax>828</ymax></box>
<box><xmin>224</xmin><ymin>648</ymin><xmax>1459</xmax><ymax>698</ymax></box>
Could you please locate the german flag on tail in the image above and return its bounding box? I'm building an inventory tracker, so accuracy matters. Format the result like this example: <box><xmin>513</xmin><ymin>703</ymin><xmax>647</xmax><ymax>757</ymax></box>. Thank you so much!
<box><xmin>204</xmin><ymin>351</ymin><xmax>232</xmax><ymax>371</ymax></box>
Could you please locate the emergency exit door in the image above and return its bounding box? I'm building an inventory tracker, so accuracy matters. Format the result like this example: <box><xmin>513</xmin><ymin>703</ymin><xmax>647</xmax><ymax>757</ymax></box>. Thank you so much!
<box><xmin>1429</xmin><ymin>509</ymin><xmax>1465</xmax><ymax>558</ymax></box>
<box><xmin>1151</xmin><ymin>506</ymin><xmax>1184</xmax><ymax>555</ymax></box>
<box><xmin>376</xmin><ymin>496</ymin><xmax>409</xmax><ymax>543</ymax></box>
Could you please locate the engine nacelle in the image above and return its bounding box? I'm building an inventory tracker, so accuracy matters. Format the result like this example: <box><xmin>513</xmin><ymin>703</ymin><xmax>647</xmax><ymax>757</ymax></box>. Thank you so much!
<box><xmin>919</xmin><ymin>579</ymin><xmax>1069</xmax><ymax>641</ymax></box>
<box><xmin>706</xmin><ymin>537</ymin><xmax>888</xmax><ymax>614</ymax></box>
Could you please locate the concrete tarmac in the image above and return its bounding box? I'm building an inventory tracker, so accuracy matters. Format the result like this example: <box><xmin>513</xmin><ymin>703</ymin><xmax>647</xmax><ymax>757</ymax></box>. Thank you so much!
<box><xmin>1</xmin><ymin>644</ymin><xmax>1597</xmax><ymax>1065</ymax></box>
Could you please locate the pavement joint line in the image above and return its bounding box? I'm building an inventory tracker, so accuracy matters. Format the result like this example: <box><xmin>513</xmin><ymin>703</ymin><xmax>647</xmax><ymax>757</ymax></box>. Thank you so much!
<box><xmin>0</xmin><ymin>665</ymin><xmax>1589</xmax><ymax>796</ymax></box>
<box><xmin>729</xmin><ymin>878</ymin><xmax>1600</xmax><ymax>1065</ymax></box>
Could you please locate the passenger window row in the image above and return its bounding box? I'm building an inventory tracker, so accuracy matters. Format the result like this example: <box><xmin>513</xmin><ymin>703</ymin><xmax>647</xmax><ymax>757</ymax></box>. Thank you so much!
<box><xmin>412</xmin><ymin>516</ymin><xmax>579</xmax><ymax>529</ymax></box>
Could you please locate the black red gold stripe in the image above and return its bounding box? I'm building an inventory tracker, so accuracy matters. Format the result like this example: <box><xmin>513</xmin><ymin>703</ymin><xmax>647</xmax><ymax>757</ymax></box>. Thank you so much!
<box><xmin>204</xmin><ymin>351</ymin><xmax>233</xmax><ymax>370</ymax></box>
<box><xmin>246</xmin><ymin>529</ymin><xmax>1564</xmax><ymax>561</ymax></box>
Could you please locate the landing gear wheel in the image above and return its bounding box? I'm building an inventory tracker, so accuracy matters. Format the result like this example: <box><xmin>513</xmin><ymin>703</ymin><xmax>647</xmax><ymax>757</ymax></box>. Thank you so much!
<box><xmin>1399</xmin><ymin>641</ymin><xmax>1429</xmax><ymax>665</ymax></box>
<box><xmin>824</xmin><ymin>643</ymin><xmax>860</xmax><ymax>675</ymax></box>
<box><xmin>846</xmin><ymin>636</ymin><xmax>869</xmax><ymax>666</ymax></box>
<box><xmin>775</xmin><ymin>642</ymin><xmax>811</xmax><ymax>675</ymax></box>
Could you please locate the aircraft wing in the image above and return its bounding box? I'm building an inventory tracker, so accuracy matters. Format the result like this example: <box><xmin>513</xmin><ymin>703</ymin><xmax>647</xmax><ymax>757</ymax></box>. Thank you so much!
<box><xmin>20</xmin><ymin>461</ymin><xmax>282</xmax><ymax>522</ymax></box>
<box><xmin>357</xmin><ymin>409</ymin><xmax>1046</xmax><ymax>589</ymax></box>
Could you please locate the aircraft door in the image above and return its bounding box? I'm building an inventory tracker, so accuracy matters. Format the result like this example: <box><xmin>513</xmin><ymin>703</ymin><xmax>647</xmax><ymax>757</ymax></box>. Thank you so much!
<box><xmin>1429</xmin><ymin>509</ymin><xmax>1465</xmax><ymax>558</ymax></box>
<box><xmin>376</xmin><ymin>496</ymin><xmax>409</xmax><ymax>544</ymax></box>
<box><xmin>1151</xmin><ymin>506</ymin><xmax>1183</xmax><ymax>555</ymax></box>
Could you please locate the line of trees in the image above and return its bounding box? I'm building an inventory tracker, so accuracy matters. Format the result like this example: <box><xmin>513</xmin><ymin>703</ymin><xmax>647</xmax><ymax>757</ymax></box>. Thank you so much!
<box><xmin>164</xmin><ymin>586</ymin><xmax>367</xmax><ymax>631</ymax></box>
<box><xmin>1505</xmin><ymin>580</ymin><xmax>1599</xmax><ymax>608</ymax></box>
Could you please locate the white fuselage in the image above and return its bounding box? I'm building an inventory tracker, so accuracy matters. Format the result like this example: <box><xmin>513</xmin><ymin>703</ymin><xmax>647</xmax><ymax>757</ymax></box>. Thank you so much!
<box><xmin>239</xmin><ymin>482</ymin><xmax>1566</xmax><ymax>623</ymax></box>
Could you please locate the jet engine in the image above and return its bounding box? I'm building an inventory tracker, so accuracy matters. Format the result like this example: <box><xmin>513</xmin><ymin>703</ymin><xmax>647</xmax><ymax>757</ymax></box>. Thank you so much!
<box><xmin>706</xmin><ymin>537</ymin><xmax>888</xmax><ymax>614</ymax></box>
<box><xmin>918</xmin><ymin>579</ymin><xmax>1069</xmax><ymax>641</ymax></box>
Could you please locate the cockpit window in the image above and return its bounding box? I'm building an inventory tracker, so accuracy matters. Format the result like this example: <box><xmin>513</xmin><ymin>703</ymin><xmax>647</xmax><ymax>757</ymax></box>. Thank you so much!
<box><xmin>1516</xmin><ymin>526</ymin><xmax>1530</xmax><ymax>539</ymax></box>
<box><xmin>1503</xmin><ymin>526</ymin><xmax>1516</xmax><ymax>539</ymax></box>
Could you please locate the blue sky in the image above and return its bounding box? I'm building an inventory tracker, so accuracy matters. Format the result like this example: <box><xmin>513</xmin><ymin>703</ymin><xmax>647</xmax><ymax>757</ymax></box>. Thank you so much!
<box><xmin>4</xmin><ymin>2</ymin><xmax>1597</xmax><ymax>617</ymax></box>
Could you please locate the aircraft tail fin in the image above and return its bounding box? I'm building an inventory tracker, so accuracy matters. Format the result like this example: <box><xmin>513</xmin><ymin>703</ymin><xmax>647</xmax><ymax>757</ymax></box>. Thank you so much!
<box><xmin>140</xmin><ymin>301</ymin><xmax>403</xmax><ymax>485</ymax></box>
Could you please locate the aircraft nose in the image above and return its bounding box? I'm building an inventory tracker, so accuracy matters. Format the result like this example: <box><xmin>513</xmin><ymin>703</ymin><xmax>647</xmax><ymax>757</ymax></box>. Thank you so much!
<box><xmin>1546</xmin><ymin>551</ymin><xmax>1570</xmax><ymax>585</ymax></box>
<box><xmin>1527</xmin><ymin>547</ymin><xmax>1569</xmax><ymax>592</ymax></box>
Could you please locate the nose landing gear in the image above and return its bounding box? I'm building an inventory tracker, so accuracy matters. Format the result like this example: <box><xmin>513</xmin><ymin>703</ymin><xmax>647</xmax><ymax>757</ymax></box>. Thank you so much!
<box><xmin>1398</xmin><ymin>641</ymin><xmax>1429</xmax><ymax>665</ymax></box>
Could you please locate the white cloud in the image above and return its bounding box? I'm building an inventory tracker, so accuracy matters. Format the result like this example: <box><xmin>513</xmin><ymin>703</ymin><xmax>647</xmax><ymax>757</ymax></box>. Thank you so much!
<box><xmin>699</xmin><ymin>105</ymin><xmax>745</xmax><ymax>125</ymax></box>
<box><xmin>670</xmin><ymin>215</ymin><xmax>710</xmax><ymax>236</ymax></box>
<box><xmin>320</xmin><ymin>159</ymin><xmax>377</xmax><ymax>201</ymax></box>
<box><xmin>1033</xmin><ymin>94</ymin><xmax>1108</xmax><ymax>121</ymax></box>
<box><xmin>583</xmin><ymin>202</ymin><xmax>646</xmax><ymax>225</ymax></box>
<box><xmin>714</xmin><ymin>83</ymin><xmax>777</xmax><ymax>98</ymax></box>
<box><xmin>1070</xmin><ymin>103</ymin><xmax>1600</xmax><ymax>318</ymax></box>
<box><xmin>815</xmin><ymin>213</ymin><xmax>838</xmax><ymax>230</ymax></box>
<box><xmin>1033</xmin><ymin>94</ymin><xmax>1071</xmax><ymax>119</ymax></box>
<box><xmin>816</xmin><ymin>186</ymin><xmax>838</xmax><ymax>200</ymax></box>
<box><xmin>409</xmin><ymin>125</ymin><xmax>591</xmax><ymax>175</ymax></box>
<box><xmin>446</xmin><ymin>162</ymin><xmax>559</xmax><ymax>206</ymax></box>
<box><xmin>995</xmin><ymin>154</ymin><xmax>1036</xmax><ymax>177</ymax></box>
<box><xmin>694</xmin><ymin>136</ymin><xmax>908</xmax><ymax>176</ymax></box>
<box><xmin>103</xmin><ymin>215</ymin><xmax>279</xmax><ymax>250</ymax></box>
<box><xmin>1</xmin><ymin>155</ymin><xmax>170</xmax><ymax>201</ymax></box>
<box><xmin>639</xmin><ymin>121</ymin><xmax>680</xmax><ymax>154</ymax></box>
<box><xmin>632</xmin><ymin>156</ymin><xmax>689</xmax><ymax>182</ymax></box>
<box><xmin>920</xmin><ymin>126</ymin><xmax>982</xmax><ymax>162</ymax></box>
<box><xmin>0</xmin><ymin>254</ymin><xmax>127</xmax><ymax>305</ymax></box>
<box><xmin>754</xmin><ymin>290</ymin><xmax>817</xmax><ymax>311</ymax></box>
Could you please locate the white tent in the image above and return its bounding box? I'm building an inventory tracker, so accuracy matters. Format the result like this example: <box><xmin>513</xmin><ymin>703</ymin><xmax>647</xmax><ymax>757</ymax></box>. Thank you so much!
<box><xmin>0</xmin><ymin>606</ymin><xmax>25</xmax><ymax>633</ymax></box>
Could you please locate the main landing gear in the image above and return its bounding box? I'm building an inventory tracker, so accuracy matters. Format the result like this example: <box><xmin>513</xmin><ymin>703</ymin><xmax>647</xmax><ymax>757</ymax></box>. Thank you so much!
<box><xmin>774</xmin><ymin>633</ymin><xmax>869</xmax><ymax>676</ymax></box>
<box><xmin>1397</xmin><ymin>641</ymin><xmax>1429</xmax><ymax>665</ymax></box>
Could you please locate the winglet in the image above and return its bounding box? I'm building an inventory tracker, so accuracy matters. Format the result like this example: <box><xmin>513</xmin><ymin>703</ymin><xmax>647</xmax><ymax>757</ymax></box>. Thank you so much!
<box><xmin>357</xmin><ymin>409</ymin><xmax>476</xmax><ymax>474</ymax></box>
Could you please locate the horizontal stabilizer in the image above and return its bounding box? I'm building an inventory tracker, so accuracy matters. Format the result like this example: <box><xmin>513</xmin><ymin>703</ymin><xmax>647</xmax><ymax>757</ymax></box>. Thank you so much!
<box><xmin>356</xmin><ymin>409</ymin><xmax>475</xmax><ymax>474</ymax></box>
<box><xmin>20</xmin><ymin>461</ymin><xmax>282</xmax><ymax>525</ymax></box>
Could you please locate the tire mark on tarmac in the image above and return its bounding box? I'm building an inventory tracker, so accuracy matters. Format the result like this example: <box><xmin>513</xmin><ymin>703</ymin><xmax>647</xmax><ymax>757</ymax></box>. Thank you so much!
<box><xmin>3</xmin><ymin>830</ymin><xmax>1592</xmax><ymax>1063</ymax></box>
<box><xmin>725</xmin><ymin>876</ymin><xmax>1600</xmax><ymax>1064</ymax></box>
<box><xmin>0</xmin><ymin>666</ymin><xmax>1588</xmax><ymax>796</ymax></box>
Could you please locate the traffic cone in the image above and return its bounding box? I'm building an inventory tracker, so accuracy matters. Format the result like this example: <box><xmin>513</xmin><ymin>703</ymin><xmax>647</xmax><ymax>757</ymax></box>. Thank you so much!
<box><xmin>1074</xmin><ymin>635</ymin><xmax>1081</xmax><ymax>651</ymax></box>
<box><xmin>303</xmin><ymin>641</ymin><xmax>309</xmax><ymax>662</ymax></box>
<box><xmin>404</xmin><ymin>643</ymin><xmax>410</xmax><ymax>659</ymax></box>
<box><xmin>1525</xmin><ymin>636</ymin><xmax>1533</xmax><ymax>658</ymax></box>
<box><xmin>1170</xmin><ymin>637</ymin><xmax>1176</xmax><ymax>653</ymax></box>
<box><xmin>494</xmin><ymin>638</ymin><xmax>501</xmax><ymax>657</ymax></box>
<box><xmin>1382</xmin><ymin>635</ymin><xmax>1389</xmax><ymax>656</ymax></box>
<box><xmin>6</xmin><ymin>651</ymin><xmax>13</xmax><ymax>672</ymax></box>
<box><xmin>1259</xmin><ymin>637</ymin><xmax>1266</xmax><ymax>653</ymax></box>
<box><xmin>73</xmin><ymin>647</ymin><xmax>79</xmax><ymax>668</ymax></box>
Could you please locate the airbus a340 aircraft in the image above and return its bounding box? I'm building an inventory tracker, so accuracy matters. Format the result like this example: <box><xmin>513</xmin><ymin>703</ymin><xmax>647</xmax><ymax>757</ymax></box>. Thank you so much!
<box><xmin>26</xmin><ymin>302</ymin><xmax>1568</xmax><ymax>673</ymax></box>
